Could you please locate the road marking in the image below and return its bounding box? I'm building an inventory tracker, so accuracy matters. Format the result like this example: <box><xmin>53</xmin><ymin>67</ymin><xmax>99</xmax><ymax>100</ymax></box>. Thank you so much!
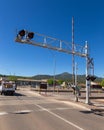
<box><xmin>35</xmin><ymin>107</ymin><xmax>72</xmax><ymax>112</ymax></box>
<box><xmin>0</xmin><ymin>110</ymin><xmax>32</xmax><ymax>116</ymax></box>
<box><xmin>13</xmin><ymin>110</ymin><xmax>33</xmax><ymax>114</ymax></box>
<box><xmin>0</xmin><ymin>112</ymin><xmax>8</xmax><ymax>116</ymax></box>
<box><xmin>35</xmin><ymin>104</ymin><xmax>85</xmax><ymax>130</ymax></box>
<box><xmin>55</xmin><ymin>107</ymin><xmax>72</xmax><ymax>110</ymax></box>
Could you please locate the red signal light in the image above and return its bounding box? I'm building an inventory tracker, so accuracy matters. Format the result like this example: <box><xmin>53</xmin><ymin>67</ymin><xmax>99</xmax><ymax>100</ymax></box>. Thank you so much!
<box><xmin>18</xmin><ymin>30</ymin><xmax>25</xmax><ymax>36</ymax></box>
<box><xmin>86</xmin><ymin>75</ymin><xmax>96</xmax><ymax>81</ymax></box>
<box><xmin>28</xmin><ymin>32</ymin><xmax>34</xmax><ymax>39</ymax></box>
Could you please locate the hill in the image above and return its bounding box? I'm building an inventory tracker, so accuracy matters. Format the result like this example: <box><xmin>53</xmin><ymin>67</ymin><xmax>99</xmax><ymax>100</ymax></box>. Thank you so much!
<box><xmin>0</xmin><ymin>72</ymin><xmax>102</xmax><ymax>83</ymax></box>
<box><xmin>32</xmin><ymin>72</ymin><xmax>102</xmax><ymax>83</ymax></box>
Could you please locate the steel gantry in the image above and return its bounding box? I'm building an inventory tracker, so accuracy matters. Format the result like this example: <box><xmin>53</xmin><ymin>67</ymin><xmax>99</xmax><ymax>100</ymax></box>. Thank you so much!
<box><xmin>15</xmin><ymin>29</ymin><xmax>94</xmax><ymax>104</ymax></box>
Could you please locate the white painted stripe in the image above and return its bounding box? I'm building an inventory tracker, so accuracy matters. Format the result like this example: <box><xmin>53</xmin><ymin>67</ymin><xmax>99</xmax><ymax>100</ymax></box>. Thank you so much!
<box><xmin>13</xmin><ymin>110</ymin><xmax>33</xmax><ymax>114</ymax></box>
<box><xmin>35</xmin><ymin>104</ymin><xmax>85</xmax><ymax>130</ymax></box>
<box><xmin>56</xmin><ymin>107</ymin><xmax>71</xmax><ymax>110</ymax></box>
<box><xmin>0</xmin><ymin>112</ymin><xmax>8</xmax><ymax>116</ymax></box>
<box><xmin>0</xmin><ymin>110</ymin><xmax>32</xmax><ymax>115</ymax></box>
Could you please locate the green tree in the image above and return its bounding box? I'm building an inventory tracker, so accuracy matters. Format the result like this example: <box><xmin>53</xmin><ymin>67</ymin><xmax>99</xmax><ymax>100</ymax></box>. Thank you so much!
<box><xmin>100</xmin><ymin>79</ymin><xmax>104</xmax><ymax>87</ymax></box>
<box><xmin>47</xmin><ymin>79</ymin><xmax>60</xmax><ymax>86</ymax></box>
<box><xmin>7</xmin><ymin>75</ymin><xmax>17</xmax><ymax>82</ymax></box>
<box><xmin>57</xmin><ymin>79</ymin><xmax>64</xmax><ymax>85</ymax></box>
<box><xmin>47</xmin><ymin>79</ymin><xmax>54</xmax><ymax>85</ymax></box>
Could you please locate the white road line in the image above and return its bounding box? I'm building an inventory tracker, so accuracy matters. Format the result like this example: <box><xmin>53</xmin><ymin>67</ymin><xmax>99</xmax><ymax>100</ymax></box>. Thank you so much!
<box><xmin>13</xmin><ymin>110</ymin><xmax>33</xmax><ymax>114</ymax></box>
<box><xmin>0</xmin><ymin>110</ymin><xmax>32</xmax><ymax>116</ymax></box>
<box><xmin>36</xmin><ymin>107</ymin><xmax>73</xmax><ymax>112</ymax></box>
<box><xmin>0</xmin><ymin>112</ymin><xmax>8</xmax><ymax>116</ymax></box>
<box><xmin>35</xmin><ymin>104</ymin><xmax>85</xmax><ymax>130</ymax></box>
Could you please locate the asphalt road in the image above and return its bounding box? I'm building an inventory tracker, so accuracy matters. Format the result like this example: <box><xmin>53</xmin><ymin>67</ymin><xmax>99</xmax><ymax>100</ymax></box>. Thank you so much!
<box><xmin>0</xmin><ymin>89</ymin><xmax>104</xmax><ymax>130</ymax></box>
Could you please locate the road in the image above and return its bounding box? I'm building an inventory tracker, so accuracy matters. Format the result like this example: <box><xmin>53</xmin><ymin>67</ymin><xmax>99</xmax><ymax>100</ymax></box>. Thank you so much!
<box><xmin>0</xmin><ymin>88</ymin><xmax>104</xmax><ymax>130</ymax></box>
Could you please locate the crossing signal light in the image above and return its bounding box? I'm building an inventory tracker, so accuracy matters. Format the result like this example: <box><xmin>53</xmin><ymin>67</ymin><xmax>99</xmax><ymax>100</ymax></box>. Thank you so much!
<box><xmin>86</xmin><ymin>75</ymin><xmax>90</xmax><ymax>81</ymax></box>
<box><xmin>86</xmin><ymin>75</ymin><xmax>96</xmax><ymax>81</ymax></box>
<box><xmin>90</xmin><ymin>76</ymin><xmax>96</xmax><ymax>81</ymax></box>
<box><xmin>18</xmin><ymin>30</ymin><xmax>25</xmax><ymax>37</ymax></box>
<box><xmin>27</xmin><ymin>32</ymin><xmax>34</xmax><ymax>39</ymax></box>
<box><xmin>16</xmin><ymin>29</ymin><xmax>34</xmax><ymax>41</ymax></box>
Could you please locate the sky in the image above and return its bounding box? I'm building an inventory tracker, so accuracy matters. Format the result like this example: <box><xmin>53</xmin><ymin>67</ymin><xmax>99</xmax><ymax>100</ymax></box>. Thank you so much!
<box><xmin>0</xmin><ymin>0</ymin><xmax>104</xmax><ymax>77</ymax></box>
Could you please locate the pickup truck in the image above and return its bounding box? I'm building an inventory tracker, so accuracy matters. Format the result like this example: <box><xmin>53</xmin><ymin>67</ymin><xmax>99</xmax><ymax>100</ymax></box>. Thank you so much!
<box><xmin>0</xmin><ymin>78</ymin><xmax>16</xmax><ymax>95</ymax></box>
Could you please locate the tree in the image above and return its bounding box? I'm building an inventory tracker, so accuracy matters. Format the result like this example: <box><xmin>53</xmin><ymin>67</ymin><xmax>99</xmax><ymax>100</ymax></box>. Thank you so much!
<box><xmin>57</xmin><ymin>80</ymin><xmax>64</xmax><ymax>85</ymax></box>
<box><xmin>47</xmin><ymin>79</ymin><xmax>63</xmax><ymax>86</ymax></box>
<box><xmin>47</xmin><ymin>79</ymin><xmax>54</xmax><ymax>85</ymax></box>
<box><xmin>7</xmin><ymin>75</ymin><xmax>17</xmax><ymax>82</ymax></box>
<box><xmin>100</xmin><ymin>79</ymin><xmax>104</xmax><ymax>87</ymax></box>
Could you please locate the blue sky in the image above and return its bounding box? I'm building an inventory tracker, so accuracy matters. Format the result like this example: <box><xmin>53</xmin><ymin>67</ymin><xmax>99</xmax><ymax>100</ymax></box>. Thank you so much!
<box><xmin>0</xmin><ymin>0</ymin><xmax>104</xmax><ymax>77</ymax></box>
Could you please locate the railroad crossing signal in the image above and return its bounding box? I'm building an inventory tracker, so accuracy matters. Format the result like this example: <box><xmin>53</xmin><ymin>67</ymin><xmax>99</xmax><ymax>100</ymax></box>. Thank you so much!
<box><xmin>15</xmin><ymin>29</ymin><xmax>94</xmax><ymax>104</ymax></box>
<box><xmin>27</xmin><ymin>32</ymin><xmax>34</xmax><ymax>39</ymax></box>
<box><xmin>86</xmin><ymin>75</ymin><xmax>96</xmax><ymax>81</ymax></box>
<box><xmin>88</xmin><ymin>57</ymin><xmax>94</xmax><ymax>66</ymax></box>
<box><xmin>17</xmin><ymin>30</ymin><xmax>34</xmax><ymax>40</ymax></box>
<box><xmin>18</xmin><ymin>29</ymin><xmax>25</xmax><ymax>37</ymax></box>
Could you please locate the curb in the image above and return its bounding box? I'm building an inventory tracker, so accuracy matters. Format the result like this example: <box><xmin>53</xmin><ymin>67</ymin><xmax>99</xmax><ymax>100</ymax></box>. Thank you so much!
<box><xmin>60</xmin><ymin>100</ymin><xmax>91</xmax><ymax>111</ymax></box>
<box><xmin>29</xmin><ymin>90</ymin><xmax>104</xmax><ymax>111</ymax></box>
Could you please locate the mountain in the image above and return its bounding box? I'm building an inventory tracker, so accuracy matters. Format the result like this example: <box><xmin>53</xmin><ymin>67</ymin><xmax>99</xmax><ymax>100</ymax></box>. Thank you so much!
<box><xmin>32</xmin><ymin>74</ymin><xmax>52</xmax><ymax>80</ymax></box>
<box><xmin>32</xmin><ymin>72</ymin><xmax>71</xmax><ymax>80</ymax></box>
<box><xmin>55</xmin><ymin>72</ymin><xmax>72</xmax><ymax>80</ymax></box>
<box><xmin>0</xmin><ymin>72</ymin><xmax>102</xmax><ymax>83</ymax></box>
<box><xmin>32</xmin><ymin>72</ymin><xmax>102</xmax><ymax>83</ymax></box>
<box><xmin>34</xmin><ymin>72</ymin><xmax>86</xmax><ymax>83</ymax></box>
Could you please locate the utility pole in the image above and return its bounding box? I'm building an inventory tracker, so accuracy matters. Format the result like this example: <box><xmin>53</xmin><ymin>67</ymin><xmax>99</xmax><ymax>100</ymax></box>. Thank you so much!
<box><xmin>75</xmin><ymin>62</ymin><xmax>78</xmax><ymax>102</ymax></box>
<box><xmin>72</xmin><ymin>17</ymin><xmax>75</xmax><ymax>87</ymax></box>
<box><xmin>53</xmin><ymin>54</ymin><xmax>56</xmax><ymax>92</ymax></box>
<box><xmin>85</xmin><ymin>41</ymin><xmax>90</xmax><ymax>104</ymax></box>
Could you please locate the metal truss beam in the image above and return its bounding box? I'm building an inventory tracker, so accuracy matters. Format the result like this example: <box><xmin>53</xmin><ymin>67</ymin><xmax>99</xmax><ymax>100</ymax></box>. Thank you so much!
<box><xmin>15</xmin><ymin>32</ymin><xmax>87</xmax><ymax>57</ymax></box>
